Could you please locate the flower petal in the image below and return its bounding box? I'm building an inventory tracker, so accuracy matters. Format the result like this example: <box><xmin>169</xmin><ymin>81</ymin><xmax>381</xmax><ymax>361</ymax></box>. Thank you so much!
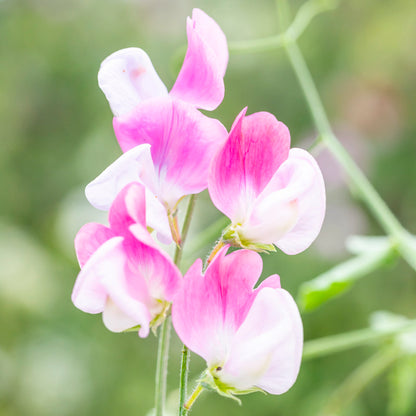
<box><xmin>170</xmin><ymin>9</ymin><xmax>228</xmax><ymax>110</ymax></box>
<box><xmin>100</xmin><ymin>257</ymin><xmax>154</xmax><ymax>337</ymax></box>
<box><xmin>172</xmin><ymin>247</ymin><xmax>262</xmax><ymax>366</ymax></box>
<box><xmin>108</xmin><ymin>182</ymin><xmax>146</xmax><ymax>236</ymax></box>
<box><xmin>209</xmin><ymin>109</ymin><xmax>291</xmax><ymax>221</ymax></box>
<box><xmin>98</xmin><ymin>47</ymin><xmax>168</xmax><ymax>117</ymax></box>
<box><xmin>85</xmin><ymin>144</ymin><xmax>171</xmax><ymax>242</ymax></box>
<box><xmin>221</xmin><ymin>288</ymin><xmax>303</xmax><ymax>394</ymax></box>
<box><xmin>114</xmin><ymin>97</ymin><xmax>228</xmax><ymax>209</ymax></box>
<box><xmin>128</xmin><ymin>224</ymin><xmax>182</xmax><ymax>302</ymax></box>
<box><xmin>85</xmin><ymin>144</ymin><xmax>156</xmax><ymax>211</ymax></box>
<box><xmin>102</xmin><ymin>298</ymin><xmax>144</xmax><ymax>333</ymax></box>
<box><xmin>72</xmin><ymin>236</ymin><xmax>125</xmax><ymax>314</ymax></box>
<box><xmin>74</xmin><ymin>223</ymin><xmax>115</xmax><ymax>267</ymax></box>
<box><xmin>273</xmin><ymin>148</ymin><xmax>326</xmax><ymax>254</ymax></box>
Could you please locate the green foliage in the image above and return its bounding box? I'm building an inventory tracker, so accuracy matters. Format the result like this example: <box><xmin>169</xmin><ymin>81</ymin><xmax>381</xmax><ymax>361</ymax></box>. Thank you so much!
<box><xmin>299</xmin><ymin>236</ymin><xmax>398</xmax><ymax>311</ymax></box>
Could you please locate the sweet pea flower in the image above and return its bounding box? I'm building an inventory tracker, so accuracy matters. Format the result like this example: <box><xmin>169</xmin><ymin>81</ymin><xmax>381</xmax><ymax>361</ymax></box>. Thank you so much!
<box><xmin>72</xmin><ymin>182</ymin><xmax>182</xmax><ymax>337</ymax></box>
<box><xmin>172</xmin><ymin>246</ymin><xmax>303</xmax><ymax>398</ymax></box>
<box><xmin>98</xmin><ymin>8</ymin><xmax>228</xmax><ymax>117</ymax></box>
<box><xmin>208</xmin><ymin>108</ymin><xmax>326</xmax><ymax>254</ymax></box>
<box><xmin>86</xmin><ymin>97</ymin><xmax>228</xmax><ymax>244</ymax></box>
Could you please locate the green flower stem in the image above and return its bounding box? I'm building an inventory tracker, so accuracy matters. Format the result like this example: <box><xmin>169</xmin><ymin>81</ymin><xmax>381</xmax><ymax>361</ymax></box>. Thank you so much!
<box><xmin>178</xmin><ymin>345</ymin><xmax>190</xmax><ymax>416</ymax></box>
<box><xmin>176</xmin><ymin>195</ymin><xmax>197</xmax><ymax>416</ymax></box>
<box><xmin>228</xmin><ymin>0</ymin><xmax>338</xmax><ymax>53</ymax></box>
<box><xmin>155</xmin><ymin>316</ymin><xmax>171</xmax><ymax>416</ymax></box>
<box><xmin>228</xmin><ymin>34</ymin><xmax>286</xmax><ymax>54</ymax></box>
<box><xmin>282</xmin><ymin>40</ymin><xmax>416</xmax><ymax>271</ymax></box>
<box><xmin>303</xmin><ymin>318</ymin><xmax>416</xmax><ymax>361</ymax></box>
<box><xmin>174</xmin><ymin>195</ymin><xmax>197</xmax><ymax>268</ymax></box>
<box><xmin>205</xmin><ymin>238</ymin><xmax>226</xmax><ymax>267</ymax></box>
<box><xmin>322</xmin><ymin>346</ymin><xmax>400</xmax><ymax>416</ymax></box>
<box><xmin>184</xmin><ymin>383</ymin><xmax>204</xmax><ymax>413</ymax></box>
<box><xmin>155</xmin><ymin>195</ymin><xmax>197</xmax><ymax>416</ymax></box>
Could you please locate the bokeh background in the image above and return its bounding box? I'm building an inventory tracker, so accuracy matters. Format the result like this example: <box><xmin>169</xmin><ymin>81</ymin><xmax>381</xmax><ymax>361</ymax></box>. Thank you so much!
<box><xmin>1</xmin><ymin>0</ymin><xmax>416</xmax><ymax>415</ymax></box>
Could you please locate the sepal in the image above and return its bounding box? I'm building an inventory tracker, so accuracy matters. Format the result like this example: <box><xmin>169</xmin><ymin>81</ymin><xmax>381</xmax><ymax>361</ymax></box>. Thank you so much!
<box><xmin>223</xmin><ymin>225</ymin><xmax>276</xmax><ymax>253</ymax></box>
<box><xmin>199</xmin><ymin>369</ymin><xmax>266</xmax><ymax>404</ymax></box>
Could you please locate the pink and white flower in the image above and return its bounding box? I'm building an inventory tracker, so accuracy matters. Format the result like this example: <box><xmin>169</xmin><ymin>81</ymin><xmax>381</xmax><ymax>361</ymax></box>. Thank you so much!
<box><xmin>85</xmin><ymin>97</ymin><xmax>228</xmax><ymax>243</ymax></box>
<box><xmin>208</xmin><ymin>108</ymin><xmax>326</xmax><ymax>254</ymax></box>
<box><xmin>98</xmin><ymin>8</ymin><xmax>228</xmax><ymax>117</ymax></box>
<box><xmin>172</xmin><ymin>246</ymin><xmax>303</xmax><ymax>396</ymax></box>
<box><xmin>72</xmin><ymin>182</ymin><xmax>182</xmax><ymax>337</ymax></box>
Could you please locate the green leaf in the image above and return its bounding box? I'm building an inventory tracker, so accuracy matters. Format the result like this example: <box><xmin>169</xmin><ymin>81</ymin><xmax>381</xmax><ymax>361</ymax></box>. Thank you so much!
<box><xmin>298</xmin><ymin>237</ymin><xmax>397</xmax><ymax>312</ymax></box>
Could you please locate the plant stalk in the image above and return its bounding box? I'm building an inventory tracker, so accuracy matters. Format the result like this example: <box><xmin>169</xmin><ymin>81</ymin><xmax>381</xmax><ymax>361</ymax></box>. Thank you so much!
<box><xmin>303</xmin><ymin>319</ymin><xmax>416</xmax><ymax>360</ymax></box>
<box><xmin>155</xmin><ymin>316</ymin><xmax>171</xmax><ymax>416</ymax></box>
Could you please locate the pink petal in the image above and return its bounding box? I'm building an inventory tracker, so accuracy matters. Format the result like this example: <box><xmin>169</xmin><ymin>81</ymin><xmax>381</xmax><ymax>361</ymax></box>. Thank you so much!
<box><xmin>172</xmin><ymin>247</ymin><xmax>262</xmax><ymax>366</ymax></box>
<box><xmin>72</xmin><ymin>237</ymin><xmax>125</xmax><ymax>314</ymax></box>
<box><xmin>128</xmin><ymin>224</ymin><xmax>182</xmax><ymax>302</ymax></box>
<box><xmin>257</xmin><ymin>274</ymin><xmax>281</xmax><ymax>290</ymax></box>
<box><xmin>114</xmin><ymin>97</ymin><xmax>228</xmax><ymax>209</ymax></box>
<box><xmin>170</xmin><ymin>9</ymin><xmax>228</xmax><ymax>110</ymax></box>
<box><xmin>98</xmin><ymin>48</ymin><xmax>168</xmax><ymax>117</ymax></box>
<box><xmin>222</xmin><ymin>288</ymin><xmax>303</xmax><ymax>394</ymax></box>
<box><xmin>272</xmin><ymin>148</ymin><xmax>326</xmax><ymax>254</ymax></box>
<box><xmin>74</xmin><ymin>223</ymin><xmax>115</xmax><ymax>267</ymax></box>
<box><xmin>108</xmin><ymin>182</ymin><xmax>146</xmax><ymax>236</ymax></box>
<box><xmin>209</xmin><ymin>109</ymin><xmax>291</xmax><ymax>221</ymax></box>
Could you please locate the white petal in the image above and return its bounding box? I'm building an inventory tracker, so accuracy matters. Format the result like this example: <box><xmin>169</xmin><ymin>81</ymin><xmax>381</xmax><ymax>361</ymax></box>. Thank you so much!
<box><xmin>144</xmin><ymin>188</ymin><xmax>172</xmax><ymax>244</ymax></box>
<box><xmin>85</xmin><ymin>144</ymin><xmax>156</xmax><ymax>211</ymax></box>
<box><xmin>102</xmin><ymin>298</ymin><xmax>140</xmax><ymax>332</ymax></box>
<box><xmin>220</xmin><ymin>288</ymin><xmax>303</xmax><ymax>394</ymax></box>
<box><xmin>98</xmin><ymin>48</ymin><xmax>168</xmax><ymax>117</ymax></box>
<box><xmin>71</xmin><ymin>237</ymin><xmax>125</xmax><ymax>314</ymax></box>
<box><xmin>240</xmin><ymin>191</ymin><xmax>299</xmax><ymax>245</ymax></box>
<box><xmin>85</xmin><ymin>144</ymin><xmax>172</xmax><ymax>243</ymax></box>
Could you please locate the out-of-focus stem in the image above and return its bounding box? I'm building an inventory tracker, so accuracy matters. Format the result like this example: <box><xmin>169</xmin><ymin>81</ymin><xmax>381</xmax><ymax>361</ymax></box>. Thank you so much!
<box><xmin>282</xmin><ymin>40</ymin><xmax>416</xmax><ymax>271</ymax></box>
<box><xmin>155</xmin><ymin>316</ymin><xmax>171</xmax><ymax>416</ymax></box>
<box><xmin>322</xmin><ymin>346</ymin><xmax>400</xmax><ymax>416</ymax></box>
<box><xmin>229</xmin><ymin>0</ymin><xmax>337</xmax><ymax>53</ymax></box>
<box><xmin>303</xmin><ymin>318</ymin><xmax>416</xmax><ymax>360</ymax></box>
<box><xmin>174</xmin><ymin>195</ymin><xmax>197</xmax><ymax>268</ymax></box>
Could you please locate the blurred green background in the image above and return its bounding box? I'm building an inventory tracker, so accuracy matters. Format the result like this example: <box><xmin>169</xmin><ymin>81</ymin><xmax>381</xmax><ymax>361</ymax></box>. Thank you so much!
<box><xmin>1</xmin><ymin>0</ymin><xmax>416</xmax><ymax>415</ymax></box>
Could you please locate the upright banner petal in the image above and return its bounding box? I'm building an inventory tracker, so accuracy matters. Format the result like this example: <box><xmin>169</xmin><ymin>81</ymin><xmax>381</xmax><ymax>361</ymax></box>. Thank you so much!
<box><xmin>170</xmin><ymin>8</ymin><xmax>228</xmax><ymax>110</ymax></box>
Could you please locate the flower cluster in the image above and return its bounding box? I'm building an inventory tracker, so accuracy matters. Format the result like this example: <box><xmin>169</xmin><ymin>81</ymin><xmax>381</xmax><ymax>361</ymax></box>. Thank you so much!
<box><xmin>72</xmin><ymin>8</ymin><xmax>325</xmax><ymax>404</ymax></box>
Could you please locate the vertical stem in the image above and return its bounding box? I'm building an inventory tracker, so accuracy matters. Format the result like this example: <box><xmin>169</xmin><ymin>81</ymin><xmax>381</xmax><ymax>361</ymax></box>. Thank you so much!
<box><xmin>175</xmin><ymin>195</ymin><xmax>197</xmax><ymax>416</ymax></box>
<box><xmin>155</xmin><ymin>316</ymin><xmax>171</xmax><ymax>416</ymax></box>
<box><xmin>178</xmin><ymin>345</ymin><xmax>190</xmax><ymax>416</ymax></box>
<box><xmin>174</xmin><ymin>195</ymin><xmax>197</xmax><ymax>267</ymax></box>
<box><xmin>155</xmin><ymin>195</ymin><xmax>197</xmax><ymax>416</ymax></box>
